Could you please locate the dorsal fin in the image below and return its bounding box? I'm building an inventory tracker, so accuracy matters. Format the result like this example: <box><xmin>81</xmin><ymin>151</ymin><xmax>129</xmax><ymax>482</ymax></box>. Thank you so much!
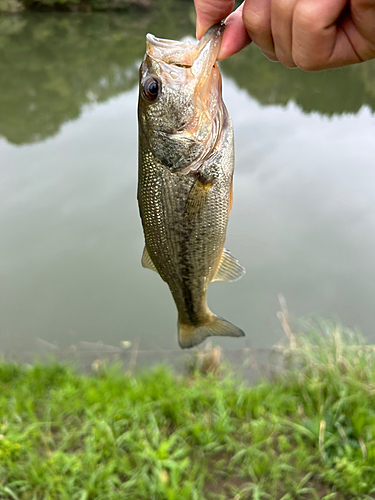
<box><xmin>141</xmin><ymin>247</ymin><xmax>158</xmax><ymax>273</ymax></box>
<box><xmin>212</xmin><ymin>249</ymin><xmax>245</xmax><ymax>282</ymax></box>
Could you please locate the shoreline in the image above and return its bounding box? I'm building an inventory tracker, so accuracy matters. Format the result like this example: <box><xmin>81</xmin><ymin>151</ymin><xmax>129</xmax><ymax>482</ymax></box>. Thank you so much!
<box><xmin>1</xmin><ymin>324</ymin><xmax>374</xmax><ymax>498</ymax></box>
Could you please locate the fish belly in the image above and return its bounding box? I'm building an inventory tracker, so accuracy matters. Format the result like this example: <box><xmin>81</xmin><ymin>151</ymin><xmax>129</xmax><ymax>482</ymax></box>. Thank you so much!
<box><xmin>138</xmin><ymin>156</ymin><xmax>230</xmax><ymax>313</ymax></box>
<box><xmin>138</xmin><ymin>119</ymin><xmax>245</xmax><ymax>347</ymax></box>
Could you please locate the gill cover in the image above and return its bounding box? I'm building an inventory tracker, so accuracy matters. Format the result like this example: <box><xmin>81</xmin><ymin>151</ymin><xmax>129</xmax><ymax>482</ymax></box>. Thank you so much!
<box><xmin>138</xmin><ymin>23</ymin><xmax>227</xmax><ymax>173</ymax></box>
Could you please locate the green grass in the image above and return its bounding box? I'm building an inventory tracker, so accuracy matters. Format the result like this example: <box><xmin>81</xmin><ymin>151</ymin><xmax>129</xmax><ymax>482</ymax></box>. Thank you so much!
<box><xmin>0</xmin><ymin>322</ymin><xmax>375</xmax><ymax>499</ymax></box>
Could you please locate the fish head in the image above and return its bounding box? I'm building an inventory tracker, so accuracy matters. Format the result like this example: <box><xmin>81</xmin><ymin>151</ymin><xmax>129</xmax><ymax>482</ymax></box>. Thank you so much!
<box><xmin>138</xmin><ymin>23</ymin><xmax>227</xmax><ymax>173</ymax></box>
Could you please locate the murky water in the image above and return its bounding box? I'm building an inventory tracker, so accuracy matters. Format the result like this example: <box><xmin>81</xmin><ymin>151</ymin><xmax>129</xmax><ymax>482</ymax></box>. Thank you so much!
<box><xmin>1</xmin><ymin>8</ymin><xmax>375</xmax><ymax>358</ymax></box>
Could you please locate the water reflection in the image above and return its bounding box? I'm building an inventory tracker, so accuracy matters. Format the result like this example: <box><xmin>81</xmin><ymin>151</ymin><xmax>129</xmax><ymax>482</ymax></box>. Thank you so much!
<box><xmin>0</xmin><ymin>6</ymin><xmax>195</xmax><ymax>145</ymax></box>
<box><xmin>1</xmin><ymin>10</ymin><xmax>375</xmax><ymax>357</ymax></box>
<box><xmin>1</xmin><ymin>11</ymin><xmax>375</xmax><ymax>146</ymax></box>
<box><xmin>221</xmin><ymin>51</ymin><xmax>375</xmax><ymax>116</ymax></box>
<box><xmin>0</xmin><ymin>14</ymin><xmax>145</xmax><ymax>144</ymax></box>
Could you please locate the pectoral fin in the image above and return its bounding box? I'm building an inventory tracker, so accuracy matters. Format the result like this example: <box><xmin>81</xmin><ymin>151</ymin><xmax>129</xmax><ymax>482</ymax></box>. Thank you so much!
<box><xmin>212</xmin><ymin>249</ymin><xmax>245</xmax><ymax>282</ymax></box>
<box><xmin>141</xmin><ymin>247</ymin><xmax>158</xmax><ymax>273</ymax></box>
<box><xmin>185</xmin><ymin>175</ymin><xmax>214</xmax><ymax>223</ymax></box>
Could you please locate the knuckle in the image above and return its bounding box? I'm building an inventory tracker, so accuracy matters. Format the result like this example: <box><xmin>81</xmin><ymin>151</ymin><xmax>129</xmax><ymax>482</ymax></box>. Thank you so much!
<box><xmin>261</xmin><ymin>50</ymin><xmax>278</xmax><ymax>62</ymax></box>
<box><xmin>243</xmin><ymin>1</ymin><xmax>270</xmax><ymax>36</ymax></box>
<box><xmin>274</xmin><ymin>48</ymin><xmax>295</xmax><ymax>68</ymax></box>
<box><xmin>294</xmin><ymin>0</ymin><xmax>324</xmax><ymax>33</ymax></box>
<box><xmin>282</xmin><ymin>59</ymin><xmax>298</xmax><ymax>69</ymax></box>
<box><xmin>243</xmin><ymin>12</ymin><xmax>268</xmax><ymax>36</ymax></box>
<box><xmin>292</xmin><ymin>0</ymin><xmax>328</xmax><ymax>71</ymax></box>
<box><xmin>293</xmin><ymin>52</ymin><xmax>321</xmax><ymax>71</ymax></box>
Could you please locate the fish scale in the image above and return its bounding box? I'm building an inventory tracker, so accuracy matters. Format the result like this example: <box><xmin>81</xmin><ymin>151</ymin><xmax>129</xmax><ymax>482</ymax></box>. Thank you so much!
<box><xmin>138</xmin><ymin>23</ymin><xmax>245</xmax><ymax>348</ymax></box>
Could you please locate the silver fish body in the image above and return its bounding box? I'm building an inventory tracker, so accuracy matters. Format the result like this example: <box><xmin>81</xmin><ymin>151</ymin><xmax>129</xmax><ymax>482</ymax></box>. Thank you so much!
<box><xmin>138</xmin><ymin>24</ymin><xmax>245</xmax><ymax>349</ymax></box>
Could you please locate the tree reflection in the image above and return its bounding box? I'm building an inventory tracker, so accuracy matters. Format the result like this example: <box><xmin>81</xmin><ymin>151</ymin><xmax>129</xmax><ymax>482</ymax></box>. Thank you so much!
<box><xmin>0</xmin><ymin>6</ymin><xmax>374</xmax><ymax>146</ymax></box>
<box><xmin>220</xmin><ymin>47</ymin><xmax>375</xmax><ymax>116</ymax></box>
<box><xmin>0</xmin><ymin>14</ymin><xmax>147</xmax><ymax>144</ymax></box>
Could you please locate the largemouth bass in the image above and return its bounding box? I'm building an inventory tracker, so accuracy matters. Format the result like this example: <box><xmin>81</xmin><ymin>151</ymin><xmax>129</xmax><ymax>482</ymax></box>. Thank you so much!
<box><xmin>138</xmin><ymin>23</ymin><xmax>245</xmax><ymax>349</ymax></box>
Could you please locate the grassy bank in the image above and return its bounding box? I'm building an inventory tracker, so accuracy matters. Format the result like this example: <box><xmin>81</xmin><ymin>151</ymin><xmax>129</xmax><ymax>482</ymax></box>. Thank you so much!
<box><xmin>0</xmin><ymin>0</ymin><xmax>162</xmax><ymax>14</ymax></box>
<box><xmin>0</xmin><ymin>323</ymin><xmax>374</xmax><ymax>499</ymax></box>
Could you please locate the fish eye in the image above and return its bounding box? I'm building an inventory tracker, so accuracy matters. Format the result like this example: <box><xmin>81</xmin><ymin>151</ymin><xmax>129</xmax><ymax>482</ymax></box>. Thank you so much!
<box><xmin>142</xmin><ymin>77</ymin><xmax>160</xmax><ymax>101</ymax></box>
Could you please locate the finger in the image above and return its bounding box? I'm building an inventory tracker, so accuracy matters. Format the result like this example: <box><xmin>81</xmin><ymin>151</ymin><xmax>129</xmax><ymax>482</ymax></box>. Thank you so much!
<box><xmin>352</xmin><ymin>0</ymin><xmax>375</xmax><ymax>45</ymax></box>
<box><xmin>260</xmin><ymin>50</ymin><xmax>279</xmax><ymax>61</ymax></box>
<box><xmin>195</xmin><ymin>0</ymin><xmax>235</xmax><ymax>39</ymax></box>
<box><xmin>292</xmin><ymin>0</ymin><xmax>350</xmax><ymax>70</ymax></box>
<box><xmin>345</xmin><ymin>0</ymin><xmax>375</xmax><ymax>61</ymax></box>
<box><xmin>271</xmin><ymin>0</ymin><xmax>298</xmax><ymax>67</ymax></box>
<box><xmin>218</xmin><ymin>3</ymin><xmax>252</xmax><ymax>60</ymax></box>
<box><xmin>243</xmin><ymin>0</ymin><xmax>276</xmax><ymax>58</ymax></box>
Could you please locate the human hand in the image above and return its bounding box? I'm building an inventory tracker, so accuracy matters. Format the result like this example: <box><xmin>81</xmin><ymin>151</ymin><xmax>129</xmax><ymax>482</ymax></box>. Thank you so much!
<box><xmin>194</xmin><ymin>0</ymin><xmax>375</xmax><ymax>70</ymax></box>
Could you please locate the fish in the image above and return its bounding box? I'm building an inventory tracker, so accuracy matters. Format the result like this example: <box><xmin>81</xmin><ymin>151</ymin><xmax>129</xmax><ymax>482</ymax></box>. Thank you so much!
<box><xmin>137</xmin><ymin>23</ymin><xmax>245</xmax><ymax>349</ymax></box>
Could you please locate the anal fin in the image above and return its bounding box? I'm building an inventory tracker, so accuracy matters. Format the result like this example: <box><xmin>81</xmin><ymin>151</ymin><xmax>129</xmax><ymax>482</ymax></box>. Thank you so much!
<box><xmin>141</xmin><ymin>247</ymin><xmax>158</xmax><ymax>274</ymax></box>
<box><xmin>212</xmin><ymin>248</ymin><xmax>245</xmax><ymax>282</ymax></box>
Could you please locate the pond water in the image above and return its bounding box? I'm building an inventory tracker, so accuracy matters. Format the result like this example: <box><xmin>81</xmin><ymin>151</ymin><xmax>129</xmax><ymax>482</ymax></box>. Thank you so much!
<box><xmin>1</xmin><ymin>7</ymin><xmax>375</xmax><ymax>359</ymax></box>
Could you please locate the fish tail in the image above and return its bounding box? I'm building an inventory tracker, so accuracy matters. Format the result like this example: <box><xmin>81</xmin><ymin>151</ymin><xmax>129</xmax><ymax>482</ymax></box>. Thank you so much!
<box><xmin>178</xmin><ymin>314</ymin><xmax>244</xmax><ymax>349</ymax></box>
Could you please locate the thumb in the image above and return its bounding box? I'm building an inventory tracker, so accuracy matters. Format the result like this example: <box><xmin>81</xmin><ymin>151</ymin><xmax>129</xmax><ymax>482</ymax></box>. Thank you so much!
<box><xmin>218</xmin><ymin>3</ymin><xmax>251</xmax><ymax>60</ymax></box>
<box><xmin>195</xmin><ymin>0</ymin><xmax>235</xmax><ymax>39</ymax></box>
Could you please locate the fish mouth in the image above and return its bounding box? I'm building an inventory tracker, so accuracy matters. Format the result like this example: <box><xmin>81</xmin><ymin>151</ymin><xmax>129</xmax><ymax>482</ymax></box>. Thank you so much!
<box><xmin>146</xmin><ymin>22</ymin><xmax>225</xmax><ymax>72</ymax></box>
<box><xmin>143</xmin><ymin>24</ymin><xmax>227</xmax><ymax>175</ymax></box>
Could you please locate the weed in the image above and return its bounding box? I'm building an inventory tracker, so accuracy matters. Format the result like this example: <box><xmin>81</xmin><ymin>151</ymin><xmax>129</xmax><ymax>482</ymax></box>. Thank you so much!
<box><xmin>0</xmin><ymin>321</ymin><xmax>374</xmax><ymax>499</ymax></box>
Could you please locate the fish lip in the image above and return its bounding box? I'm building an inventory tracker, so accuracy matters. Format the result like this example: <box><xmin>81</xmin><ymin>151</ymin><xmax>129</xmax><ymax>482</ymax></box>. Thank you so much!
<box><xmin>145</xmin><ymin>33</ymin><xmax>194</xmax><ymax>64</ymax></box>
<box><xmin>200</xmin><ymin>21</ymin><xmax>225</xmax><ymax>42</ymax></box>
<box><xmin>145</xmin><ymin>22</ymin><xmax>225</xmax><ymax>66</ymax></box>
<box><xmin>146</xmin><ymin>22</ymin><xmax>225</xmax><ymax>47</ymax></box>
<box><xmin>145</xmin><ymin>34</ymin><xmax>194</xmax><ymax>53</ymax></box>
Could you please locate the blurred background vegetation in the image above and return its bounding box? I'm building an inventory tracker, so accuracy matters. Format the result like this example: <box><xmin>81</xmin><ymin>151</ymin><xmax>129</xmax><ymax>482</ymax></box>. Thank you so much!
<box><xmin>1</xmin><ymin>4</ymin><xmax>375</xmax><ymax>497</ymax></box>
<box><xmin>0</xmin><ymin>0</ymin><xmax>152</xmax><ymax>14</ymax></box>
<box><xmin>1</xmin><ymin>324</ymin><xmax>375</xmax><ymax>498</ymax></box>
<box><xmin>0</xmin><ymin>3</ymin><xmax>375</xmax><ymax>146</ymax></box>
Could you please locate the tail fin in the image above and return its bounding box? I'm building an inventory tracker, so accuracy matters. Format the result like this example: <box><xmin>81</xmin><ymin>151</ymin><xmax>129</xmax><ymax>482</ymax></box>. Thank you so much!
<box><xmin>178</xmin><ymin>314</ymin><xmax>245</xmax><ymax>349</ymax></box>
